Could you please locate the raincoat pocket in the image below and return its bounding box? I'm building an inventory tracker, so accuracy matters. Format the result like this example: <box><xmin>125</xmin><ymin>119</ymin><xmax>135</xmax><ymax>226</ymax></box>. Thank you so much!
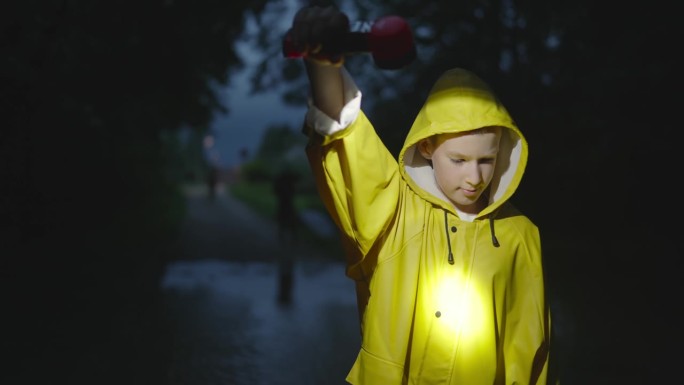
<box><xmin>346</xmin><ymin>347</ymin><xmax>404</xmax><ymax>384</ymax></box>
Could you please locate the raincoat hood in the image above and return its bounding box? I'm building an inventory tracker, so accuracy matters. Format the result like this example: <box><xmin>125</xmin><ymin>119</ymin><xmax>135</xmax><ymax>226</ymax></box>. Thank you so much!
<box><xmin>399</xmin><ymin>68</ymin><xmax>527</xmax><ymax>219</ymax></box>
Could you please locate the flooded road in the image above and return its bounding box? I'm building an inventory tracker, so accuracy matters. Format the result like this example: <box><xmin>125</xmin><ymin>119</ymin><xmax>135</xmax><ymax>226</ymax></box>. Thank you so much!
<box><xmin>161</xmin><ymin>259</ymin><xmax>359</xmax><ymax>385</ymax></box>
<box><xmin>161</xmin><ymin>185</ymin><xmax>360</xmax><ymax>384</ymax></box>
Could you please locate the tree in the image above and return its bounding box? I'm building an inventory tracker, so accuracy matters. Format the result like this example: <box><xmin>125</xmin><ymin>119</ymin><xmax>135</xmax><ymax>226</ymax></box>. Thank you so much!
<box><xmin>1</xmin><ymin>0</ymin><xmax>270</xmax><ymax>383</ymax></box>
<box><xmin>248</xmin><ymin>0</ymin><xmax>680</xmax><ymax>382</ymax></box>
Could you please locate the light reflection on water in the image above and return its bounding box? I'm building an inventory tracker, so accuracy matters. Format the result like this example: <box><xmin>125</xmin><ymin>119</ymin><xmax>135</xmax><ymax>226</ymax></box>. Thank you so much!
<box><xmin>161</xmin><ymin>259</ymin><xmax>360</xmax><ymax>385</ymax></box>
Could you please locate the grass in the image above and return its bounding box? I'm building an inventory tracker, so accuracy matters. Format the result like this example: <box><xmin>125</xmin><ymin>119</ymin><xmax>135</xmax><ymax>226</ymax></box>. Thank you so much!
<box><xmin>229</xmin><ymin>180</ymin><xmax>325</xmax><ymax>218</ymax></box>
<box><xmin>228</xmin><ymin>180</ymin><xmax>344</xmax><ymax>261</ymax></box>
<box><xmin>229</xmin><ymin>180</ymin><xmax>276</xmax><ymax>218</ymax></box>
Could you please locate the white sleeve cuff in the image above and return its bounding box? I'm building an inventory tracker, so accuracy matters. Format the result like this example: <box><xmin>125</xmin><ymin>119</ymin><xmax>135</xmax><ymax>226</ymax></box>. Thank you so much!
<box><xmin>305</xmin><ymin>67</ymin><xmax>362</xmax><ymax>136</ymax></box>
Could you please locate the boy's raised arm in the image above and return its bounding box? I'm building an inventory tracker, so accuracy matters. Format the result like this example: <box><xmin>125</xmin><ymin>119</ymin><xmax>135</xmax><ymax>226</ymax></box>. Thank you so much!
<box><xmin>304</xmin><ymin>59</ymin><xmax>345</xmax><ymax>122</ymax></box>
<box><xmin>289</xmin><ymin>5</ymin><xmax>349</xmax><ymax>121</ymax></box>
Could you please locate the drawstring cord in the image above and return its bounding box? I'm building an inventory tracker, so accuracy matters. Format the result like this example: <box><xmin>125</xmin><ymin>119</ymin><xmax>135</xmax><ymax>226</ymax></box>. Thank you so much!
<box><xmin>444</xmin><ymin>211</ymin><xmax>454</xmax><ymax>264</ymax></box>
<box><xmin>444</xmin><ymin>210</ymin><xmax>500</xmax><ymax>264</ymax></box>
<box><xmin>489</xmin><ymin>216</ymin><xmax>500</xmax><ymax>247</ymax></box>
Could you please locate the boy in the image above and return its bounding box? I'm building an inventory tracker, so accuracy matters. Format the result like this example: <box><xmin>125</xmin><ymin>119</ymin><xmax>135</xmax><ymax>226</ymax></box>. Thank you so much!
<box><xmin>290</xmin><ymin>5</ymin><xmax>554</xmax><ymax>384</ymax></box>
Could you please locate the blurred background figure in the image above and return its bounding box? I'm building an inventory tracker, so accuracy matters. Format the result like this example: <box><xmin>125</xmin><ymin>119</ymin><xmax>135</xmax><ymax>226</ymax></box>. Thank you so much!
<box><xmin>202</xmin><ymin>132</ymin><xmax>222</xmax><ymax>201</ymax></box>
<box><xmin>273</xmin><ymin>168</ymin><xmax>300</xmax><ymax>246</ymax></box>
<box><xmin>272</xmin><ymin>168</ymin><xmax>300</xmax><ymax>304</ymax></box>
<box><xmin>207</xmin><ymin>165</ymin><xmax>219</xmax><ymax>201</ymax></box>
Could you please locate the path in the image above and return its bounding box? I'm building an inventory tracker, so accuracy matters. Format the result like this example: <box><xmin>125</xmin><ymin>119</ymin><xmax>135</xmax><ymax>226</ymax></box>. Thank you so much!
<box><xmin>160</xmin><ymin>183</ymin><xmax>360</xmax><ymax>385</ymax></box>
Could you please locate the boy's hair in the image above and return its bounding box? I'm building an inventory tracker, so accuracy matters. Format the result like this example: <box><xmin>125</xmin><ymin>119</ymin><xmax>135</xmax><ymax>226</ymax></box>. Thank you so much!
<box><xmin>428</xmin><ymin>126</ymin><xmax>502</xmax><ymax>145</ymax></box>
<box><xmin>420</xmin><ymin>126</ymin><xmax>503</xmax><ymax>167</ymax></box>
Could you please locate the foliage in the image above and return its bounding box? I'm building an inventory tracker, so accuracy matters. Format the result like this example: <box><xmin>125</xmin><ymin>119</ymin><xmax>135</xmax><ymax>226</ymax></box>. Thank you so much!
<box><xmin>231</xmin><ymin>177</ymin><xmax>327</xmax><ymax>215</ymax></box>
<box><xmin>256</xmin><ymin>124</ymin><xmax>307</xmax><ymax>159</ymax></box>
<box><xmin>241</xmin><ymin>122</ymin><xmax>311</xmax><ymax>182</ymax></box>
<box><xmin>233</xmin><ymin>119</ymin><xmax>329</xmax><ymax>224</ymax></box>
<box><xmin>1</xmin><ymin>0</ymin><xmax>268</xmax><ymax>258</ymax></box>
<box><xmin>245</xmin><ymin>1</ymin><xmax>679</xmax><ymax>382</ymax></box>
<box><xmin>1</xmin><ymin>0</ymin><xmax>269</xmax><ymax>382</ymax></box>
<box><xmin>251</xmin><ymin>1</ymin><xmax>678</xmax><ymax>244</ymax></box>
<box><xmin>240</xmin><ymin>157</ymin><xmax>275</xmax><ymax>182</ymax></box>
<box><xmin>1</xmin><ymin>0</ymin><xmax>677</xmax><ymax>381</ymax></box>
<box><xmin>251</xmin><ymin>0</ymin><xmax>677</xmax><ymax>217</ymax></box>
<box><xmin>229</xmin><ymin>178</ymin><xmax>338</xmax><ymax>254</ymax></box>
<box><xmin>230</xmin><ymin>180</ymin><xmax>277</xmax><ymax>217</ymax></box>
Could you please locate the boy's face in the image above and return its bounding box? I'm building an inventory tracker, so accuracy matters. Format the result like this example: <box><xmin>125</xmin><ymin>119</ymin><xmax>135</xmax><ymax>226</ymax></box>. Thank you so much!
<box><xmin>418</xmin><ymin>130</ymin><xmax>501</xmax><ymax>214</ymax></box>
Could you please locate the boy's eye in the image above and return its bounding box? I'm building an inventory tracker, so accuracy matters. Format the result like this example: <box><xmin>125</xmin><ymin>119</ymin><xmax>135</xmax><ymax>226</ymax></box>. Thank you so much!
<box><xmin>450</xmin><ymin>158</ymin><xmax>465</xmax><ymax>164</ymax></box>
<box><xmin>479</xmin><ymin>158</ymin><xmax>496</xmax><ymax>164</ymax></box>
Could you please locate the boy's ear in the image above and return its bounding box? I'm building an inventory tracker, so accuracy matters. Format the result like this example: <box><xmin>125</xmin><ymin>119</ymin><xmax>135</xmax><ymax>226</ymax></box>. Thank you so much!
<box><xmin>418</xmin><ymin>139</ymin><xmax>433</xmax><ymax>160</ymax></box>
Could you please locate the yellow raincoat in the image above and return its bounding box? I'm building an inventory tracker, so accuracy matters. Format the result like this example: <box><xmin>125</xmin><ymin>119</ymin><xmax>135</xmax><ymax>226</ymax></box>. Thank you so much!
<box><xmin>305</xmin><ymin>68</ymin><xmax>552</xmax><ymax>385</ymax></box>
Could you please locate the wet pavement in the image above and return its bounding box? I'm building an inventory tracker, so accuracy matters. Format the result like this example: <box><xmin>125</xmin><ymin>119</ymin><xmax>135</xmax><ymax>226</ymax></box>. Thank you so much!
<box><xmin>161</xmin><ymin>184</ymin><xmax>360</xmax><ymax>385</ymax></box>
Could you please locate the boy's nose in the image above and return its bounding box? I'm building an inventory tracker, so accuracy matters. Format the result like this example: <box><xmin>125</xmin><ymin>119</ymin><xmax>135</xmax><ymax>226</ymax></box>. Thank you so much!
<box><xmin>466</xmin><ymin>164</ymin><xmax>482</xmax><ymax>186</ymax></box>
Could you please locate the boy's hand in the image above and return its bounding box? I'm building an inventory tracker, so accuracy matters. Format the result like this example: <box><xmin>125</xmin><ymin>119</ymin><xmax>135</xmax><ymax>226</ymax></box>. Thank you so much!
<box><xmin>289</xmin><ymin>5</ymin><xmax>350</xmax><ymax>66</ymax></box>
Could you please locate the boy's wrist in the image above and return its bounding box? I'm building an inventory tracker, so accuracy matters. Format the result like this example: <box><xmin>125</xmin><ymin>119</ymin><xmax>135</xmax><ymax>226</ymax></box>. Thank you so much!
<box><xmin>304</xmin><ymin>52</ymin><xmax>344</xmax><ymax>67</ymax></box>
<box><xmin>306</xmin><ymin>67</ymin><xmax>362</xmax><ymax>136</ymax></box>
